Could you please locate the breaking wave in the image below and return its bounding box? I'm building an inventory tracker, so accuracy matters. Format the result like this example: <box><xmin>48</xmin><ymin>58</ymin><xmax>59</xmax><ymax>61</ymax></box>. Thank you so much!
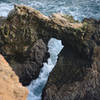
<box><xmin>27</xmin><ymin>38</ymin><xmax>64</xmax><ymax>100</ymax></box>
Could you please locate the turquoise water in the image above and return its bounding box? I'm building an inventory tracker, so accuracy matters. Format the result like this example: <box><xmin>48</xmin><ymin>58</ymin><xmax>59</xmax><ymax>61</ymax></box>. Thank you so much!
<box><xmin>0</xmin><ymin>0</ymin><xmax>100</xmax><ymax>20</ymax></box>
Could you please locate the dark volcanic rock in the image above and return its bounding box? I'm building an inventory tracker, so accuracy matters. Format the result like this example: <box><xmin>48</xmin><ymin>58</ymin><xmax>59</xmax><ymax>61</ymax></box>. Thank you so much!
<box><xmin>9</xmin><ymin>39</ymin><xmax>48</xmax><ymax>86</ymax></box>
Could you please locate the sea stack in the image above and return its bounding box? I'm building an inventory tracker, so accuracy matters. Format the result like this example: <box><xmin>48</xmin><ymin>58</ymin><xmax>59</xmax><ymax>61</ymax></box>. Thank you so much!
<box><xmin>0</xmin><ymin>4</ymin><xmax>100</xmax><ymax>100</ymax></box>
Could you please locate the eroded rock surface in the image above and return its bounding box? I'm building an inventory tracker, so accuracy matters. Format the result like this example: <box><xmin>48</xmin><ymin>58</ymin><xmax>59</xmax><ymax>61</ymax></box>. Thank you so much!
<box><xmin>0</xmin><ymin>5</ymin><xmax>49</xmax><ymax>85</ymax></box>
<box><xmin>0</xmin><ymin>5</ymin><xmax>100</xmax><ymax>100</ymax></box>
<box><xmin>9</xmin><ymin>39</ymin><xmax>48</xmax><ymax>86</ymax></box>
<box><xmin>42</xmin><ymin>19</ymin><xmax>100</xmax><ymax>100</ymax></box>
<box><xmin>0</xmin><ymin>54</ymin><xmax>28</xmax><ymax>100</ymax></box>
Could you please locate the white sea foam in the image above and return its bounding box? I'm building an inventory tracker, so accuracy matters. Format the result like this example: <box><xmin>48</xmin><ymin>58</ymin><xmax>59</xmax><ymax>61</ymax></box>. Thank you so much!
<box><xmin>0</xmin><ymin>3</ymin><xmax>13</xmax><ymax>16</ymax></box>
<box><xmin>27</xmin><ymin>38</ymin><xmax>64</xmax><ymax>100</ymax></box>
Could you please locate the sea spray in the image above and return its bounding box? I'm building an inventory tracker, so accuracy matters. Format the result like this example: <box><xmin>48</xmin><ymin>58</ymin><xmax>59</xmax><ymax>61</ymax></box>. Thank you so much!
<box><xmin>0</xmin><ymin>2</ymin><xmax>13</xmax><ymax>16</ymax></box>
<box><xmin>27</xmin><ymin>38</ymin><xmax>64</xmax><ymax>100</ymax></box>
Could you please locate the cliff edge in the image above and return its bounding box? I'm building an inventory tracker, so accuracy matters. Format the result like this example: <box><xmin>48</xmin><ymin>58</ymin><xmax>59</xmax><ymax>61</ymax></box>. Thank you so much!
<box><xmin>0</xmin><ymin>54</ymin><xmax>28</xmax><ymax>100</ymax></box>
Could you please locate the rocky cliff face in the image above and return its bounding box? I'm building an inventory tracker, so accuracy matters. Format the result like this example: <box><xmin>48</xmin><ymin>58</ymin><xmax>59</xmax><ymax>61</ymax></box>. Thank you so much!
<box><xmin>0</xmin><ymin>54</ymin><xmax>28</xmax><ymax>100</ymax></box>
<box><xmin>0</xmin><ymin>4</ymin><xmax>100</xmax><ymax>100</ymax></box>
<box><xmin>42</xmin><ymin>17</ymin><xmax>100</xmax><ymax>100</ymax></box>
<box><xmin>42</xmin><ymin>47</ymin><xmax>100</xmax><ymax>100</ymax></box>
<box><xmin>0</xmin><ymin>5</ymin><xmax>84</xmax><ymax>86</ymax></box>
<box><xmin>0</xmin><ymin>5</ymin><xmax>49</xmax><ymax>86</ymax></box>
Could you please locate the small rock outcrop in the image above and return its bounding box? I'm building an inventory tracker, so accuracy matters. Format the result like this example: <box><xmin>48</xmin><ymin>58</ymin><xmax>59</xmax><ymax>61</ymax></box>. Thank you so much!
<box><xmin>0</xmin><ymin>54</ymin><xmax>28</xmax><ymax>100</ymax></box>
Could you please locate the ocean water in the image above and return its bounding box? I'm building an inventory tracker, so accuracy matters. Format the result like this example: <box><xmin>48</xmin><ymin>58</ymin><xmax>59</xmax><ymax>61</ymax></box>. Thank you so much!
<box><xmin>27</xmin><ymin>38</ymin><xmax>64</xmax><ymax>100</ymax></box>
<box><xmin>0</xmin><ymin>0</ymin><xmax>100</xmax><ymax>21</ymax></box>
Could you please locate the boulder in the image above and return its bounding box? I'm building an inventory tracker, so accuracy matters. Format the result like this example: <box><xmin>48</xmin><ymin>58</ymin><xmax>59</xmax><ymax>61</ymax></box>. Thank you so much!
<box><xmin>9</xmin><ymin>39</ymin><xmax>49</xmax><ymax>86</ymax></box>
<box><xmin>0</xmin><ymin>54</ymin><xmax>28</xmax><ymax>100</ymax></box>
